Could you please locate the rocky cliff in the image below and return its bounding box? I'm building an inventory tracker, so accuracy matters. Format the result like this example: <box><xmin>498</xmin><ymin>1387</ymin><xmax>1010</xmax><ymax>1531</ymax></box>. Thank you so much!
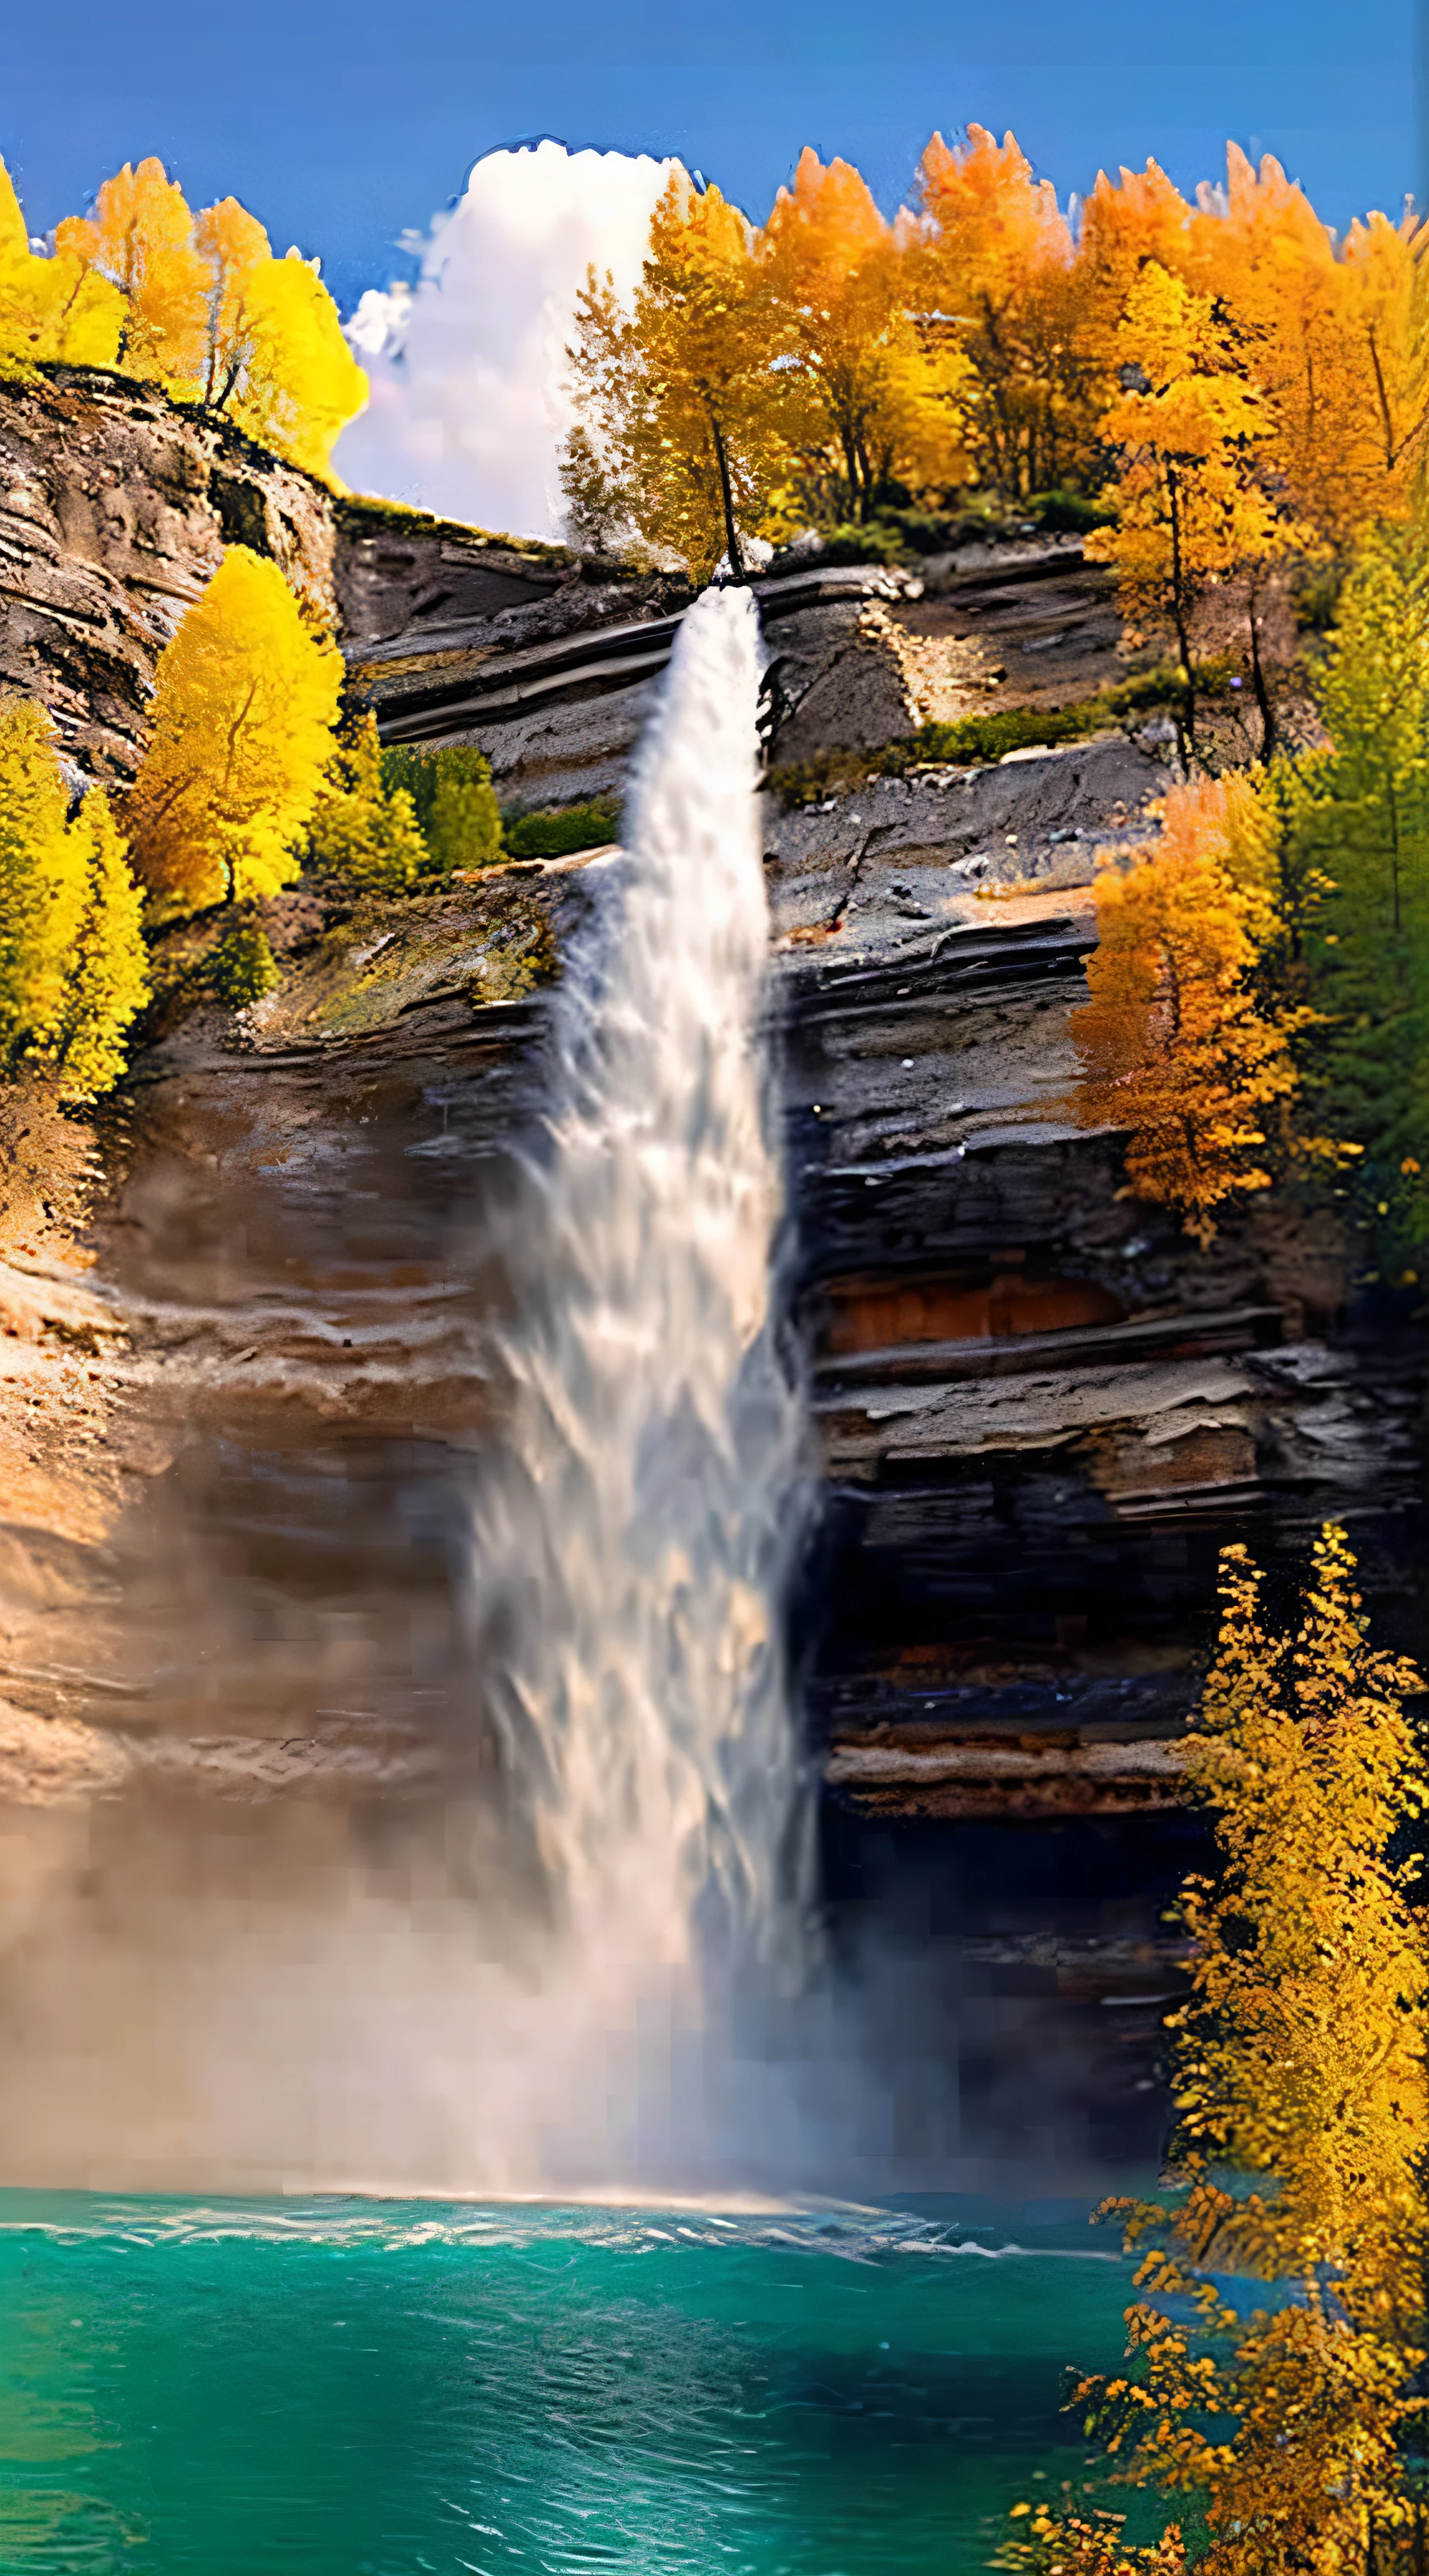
<box><xmin>1</xmin><ymin>370</ymin><xmax>1423</xmax><ymax>2178</ymax></box>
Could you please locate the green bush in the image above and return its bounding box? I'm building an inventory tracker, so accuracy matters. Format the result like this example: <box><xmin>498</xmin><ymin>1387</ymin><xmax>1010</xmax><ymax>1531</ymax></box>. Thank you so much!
<box><xmin>502</xmin><ymin>798</ymin><xmax>623</xmax><ymax>859</ymax></box>
<box><xmin>378</xmin><ymin>745</ymin><xmax>503</xmax><ymax>876</ymax></box>
<box><xmin>1026</xmin><ymin>487</ymin><xmax>1115</xmax><ymax>536</ymax></box>
<box><xmin>208</xmin><ymin>916</ymin><xmax>279</xmax><ymax>1005</ymax></box>
<box><xmin>306</xmin><ymin>716</ymin><xmax>423</xmax><ymax>894</ymax></box>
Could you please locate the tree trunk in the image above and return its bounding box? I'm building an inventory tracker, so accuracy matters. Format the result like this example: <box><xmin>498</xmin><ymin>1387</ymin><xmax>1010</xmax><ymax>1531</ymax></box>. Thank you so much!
<box><xmin>1248</xmin><ymin>576</ymin><xmax>1276</xmax><ymax>760</ymax></box>
<box><xmin>1166</xmin><ymin>464</ymin><xmax>1196</xmax><ymax>765</ymax></box>
<box><xmin>708</xmin><ymin>413</ymin><xmax>743</xmax><ymax>581</ymax></box>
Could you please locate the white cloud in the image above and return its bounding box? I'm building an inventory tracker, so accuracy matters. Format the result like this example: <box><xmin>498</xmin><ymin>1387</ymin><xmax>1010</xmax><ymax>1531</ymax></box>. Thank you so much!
<box><xmin>333</xmin><ymin>140</ymin><xmax>678</xmax><ymax>543</ymax></box>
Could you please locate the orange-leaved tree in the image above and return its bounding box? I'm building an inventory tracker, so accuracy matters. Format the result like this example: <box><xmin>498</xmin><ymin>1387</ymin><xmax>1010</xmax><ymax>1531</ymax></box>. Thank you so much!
<box><xmin>999</xmin><ymin>1527</ymin><xmax>1429</xmax><ymax>2573</ymax></box>
<box><xmin>124</xmin><ymin>547</ymin><xmax>342</xmax><ymax>919</ymax></box>
<box><xmin>1186</xmin><ymin>145</ymin><xmax>1429</xmax><ymax>555</ymax></box>
<box><xmin>759</xmin><ymin>148</ymin><xmax>969</xmax><ymax>525</ymax></box>
<box><xmin>1071</xmin><ymin>774</ymin><xmax>1298</xmax><ymax>1241</ymax></box>
<box><xmin>566</xmin><ymin>170</ymin><xmax>793</xmax><ymax>578</ymax></box>
<box><xmin>1086</xmin><ymin>262</ymin><xmax>1286</xmax><ymax>758</ymax></box>
<box><xmin>916</xmin><ymin>125</ymin><xmax>1092</xmax><ymax>502</ymax></box>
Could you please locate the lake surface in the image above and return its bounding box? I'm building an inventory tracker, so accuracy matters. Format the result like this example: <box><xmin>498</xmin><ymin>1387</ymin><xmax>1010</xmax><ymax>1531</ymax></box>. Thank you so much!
<box><xmin>0</xmin><ymin>2196</ymin><xmax>1133</xmax><ymax>2574</ymax></box>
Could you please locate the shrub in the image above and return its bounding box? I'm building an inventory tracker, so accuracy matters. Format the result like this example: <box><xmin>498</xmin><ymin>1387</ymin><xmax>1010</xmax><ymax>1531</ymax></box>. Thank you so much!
<box><xmin>502</xmin><ymin>798</ymin><xmax>623</xmax><ymax>859</ymax></box>
<box><xmin>306</xmin><ymin>714</ymin><xmax>423</xmax><ymax>894</ymax></box>
<box><xmin>378</xmin><ymin>745</ymin><xmax>503</xmax><ymax>876</ymax></box>
<box><xmin>208</xmin><ymin>916</ymin><xmax>278</xmax><ymax>1005</ymax></box>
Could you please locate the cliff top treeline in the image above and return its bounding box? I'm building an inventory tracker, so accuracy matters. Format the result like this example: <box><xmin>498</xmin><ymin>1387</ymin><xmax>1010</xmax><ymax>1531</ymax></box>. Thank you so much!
<box><xmin>565</xmin><ymin>132</ymin><xmax>1426</xmax><ymax>581</ymax></box>
<box><xmin>0</xmin><ymin>154</ymin><xmax>366</xmax><ymax>481</ymax></box>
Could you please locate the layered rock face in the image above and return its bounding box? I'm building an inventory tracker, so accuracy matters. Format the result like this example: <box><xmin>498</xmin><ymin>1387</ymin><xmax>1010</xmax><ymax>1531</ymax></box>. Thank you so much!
<box><xmin>0</xmin><ymin>368</ymin><xmax>335</xmax><ymax>782</ymax></box>
<box><xmin>1</xmin><ymin>370</ymin><xmax>1423</xmax><ymax>2178</ymax></box>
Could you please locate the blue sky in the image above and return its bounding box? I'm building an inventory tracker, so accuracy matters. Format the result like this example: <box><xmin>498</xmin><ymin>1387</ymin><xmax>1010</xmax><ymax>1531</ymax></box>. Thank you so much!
<box><xmin>3</xmin><ymin>0</ymin><xmax>1418</xmax><ymax>313</ymax></box>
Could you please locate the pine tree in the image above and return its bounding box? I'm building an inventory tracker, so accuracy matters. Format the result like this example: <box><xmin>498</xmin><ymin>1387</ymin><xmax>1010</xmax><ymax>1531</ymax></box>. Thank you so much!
<box><xmin>125</xmin><ymin>547</ymin><xmax>343</xmax><ymax>920</ymax></box>
<box><xmin>1289</xmin><ymin>523</ymin><xmax>1429</xmax><ymax>1262</ymax></box>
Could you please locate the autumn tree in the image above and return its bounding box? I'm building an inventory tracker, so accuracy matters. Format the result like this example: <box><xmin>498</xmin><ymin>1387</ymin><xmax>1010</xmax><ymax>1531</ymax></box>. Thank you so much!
<box><xmin>1086</xmin><ymin>262</ymin><xmax>1286</xmax><ymax>758</ymax></box>
<box><xmin>566</xmin><ymin>170</ymin><xmax>793</xmax><ymax>578</ymax></box>
<box><xmin>305</xmin><ymin>714</ymin><xmax>425</xmax><ymax>893</ymax></box>
<box><xmin>54</xmin><ymin>792</ymin><xmax>152</xmax><ymax>1099</ymax></box>
<box><xmin>759</xmin><ymin>148</ymin><xmax>968</xmax><ymax>525</ymax></box>
<box><xmin>125</xmin><ymin>546</ymin><xmax>342</xmax><ymax>919</ymax></box>
<box><xmin>0</xmin><ymin>153</ymin><xmax>365</xmax><ymax>479</ymax></box>
<box><xmin>0</xmin><ymin>703</ymin><xmax>148</xmax><ymax>1098</ymax></box>
<box><xmin>917</xmin><ymin>125</ymin><xmax>1093</xmax><ymax>502</ymax></box>
<box><xmin>1072</xmin><ymin>775</ymin><xmax>1299</xmax><ymax>1241</ymax></box>
<box><xmin>1074</xmin><ymin>159</ymin><xmax>1194</xmax><ymax>382</ymax></box>
<box><xmin>1006</xmin><ymin>1529</ymin><xmax>1429</xmax><ymax>2574</ymax></box>
<box><xmin>57</xmin><ymin>157</ymin><xmax>210</xmax><ymax>392</ymax></box>
<box><xmin>0</xmin><ymin>157</ymin><xmax>125</xmax><ymax>373</ymax></box>
<box><xmin>1184</xmin><ymin>147</ymin><xmax>1429</xmax><ymax>552</ymax></box>
<box><xmin>212</xmin><ymin>246</ymin><xmax>369</xmax><ymax>481</ymax></box>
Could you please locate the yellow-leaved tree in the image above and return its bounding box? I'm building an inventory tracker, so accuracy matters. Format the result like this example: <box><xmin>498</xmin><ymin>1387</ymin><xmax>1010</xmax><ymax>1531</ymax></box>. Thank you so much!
<box><xmin>208</xmin><ymin>244</ymin><xmax>369</xmax><ymax>480</ymax></box>
<box><xmin>0</xmin><ymin>157</ymin><xmax>125</xmax><ymax>373</ymax></box>
<box><xmin>999</xmin><ymin>1527</ymin><xmax>1429</xmax><ymax>2574</ymax></box>
<box><xmin>0</xmin><ymin>702</ymin><xmax>148</xmax><ymax>1099</ymax></box>
<box><xmin>125</xmin><ymin>547</ymin><xmax>342</xmax><ymax>919</ymax></box>
<box><xmin>0</xmin><ymin>153</ymin><xmax>366</xmax><ymax>480</ymax></box>
<box><xmin>759</xmin><ymin>148</ymin><xmax>969</xmax><ymax>526</ymax></box>
<box><xmin>1086</xmin><ymin>262</ymin><xmax>1286</xmax><ymax>758</ymax></box>
<box><xmin>305</xmin><ymin>714</ymin><xmax>426</xmax><ymax>893</ymax></box>
<box><xmin>916</xmin><ymin>125</ymin><xmax>1092</xmax><ymax>502</ymax></box>
<box><xmin>565</xmin><ymin>170</ymin><xmax>792</xmax><ymax>578</ymax></box>
<box><xmin>57</xmin><ymin>157</ymin><xmax>211</xmax><ymax>392</ymax></box>
<box><xmin>1072</xmin><ymin>774</ymin><xmax>1298</xmax><ymax>1242</ymax></box>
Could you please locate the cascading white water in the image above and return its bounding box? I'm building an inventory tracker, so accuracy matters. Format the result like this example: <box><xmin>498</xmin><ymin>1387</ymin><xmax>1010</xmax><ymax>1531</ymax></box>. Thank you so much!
<box><xmin>464</xmin><ymin>584</ymin><xmax>813</xmax><ymax>2182</ymax></box>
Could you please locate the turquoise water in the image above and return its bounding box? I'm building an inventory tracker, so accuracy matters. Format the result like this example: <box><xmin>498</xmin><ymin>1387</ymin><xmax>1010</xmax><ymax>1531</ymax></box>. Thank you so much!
<box><xmin>0</xmin><ymin>2197</ymin><xmax>1133</xmax><ymax>2575</ymax></box>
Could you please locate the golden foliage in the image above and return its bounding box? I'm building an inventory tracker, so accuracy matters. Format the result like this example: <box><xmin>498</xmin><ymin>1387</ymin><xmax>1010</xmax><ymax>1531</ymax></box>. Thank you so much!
<box><xmin>125</xmin><ymin>546</ymin><xmax>342</xmax><ymax>918</ymax></box>
<box><xmin>305</xmin><ymin>714</ymin><xmax>425</xmax><ymax>893</ymax></box>
<box><xmin>1013</xmin><ymin>1529</ymin><xmax>1428</xmax><ymax>2573</ymax></box>
<box><xmin>0</xmin><ymin>153</ymin><xmax>365</xmax><ymax>479</ymax></box>
<box><xmin>57</xmin><ymin>157</ymin><xmax>210</xmax><ymax>391</ymax></box>
<box><xmin>1072</xmin><ymin>775</ymin><xmax>1299</xmax><ymax>1240</ymax></box>
<box><xmin>0</xmin><ymin>702</ymin><xmax>148</xmax><ymax>1097</ymax></box>
<box><xmin>1085</xmin><ymin>264</ymin><xmax>1286</xmax><ymax>751</ymax></box>
<box><xmin>916</xmin><ymin>125</ymin><xmax>1090</xmax><ymax>500</ymax></box>
<box><xmin>761</xmin><ymin>147</ymin><xmax>969</xmax><ymax>523</ymax></box>
<box><xmin>0</xmin><ymin>158</ymin><xmax>124</xmax><ymax>372</ymax></box>
<box><xmin>567</xmin><ymin>170</ymin><xmax>792</xmax><ymax>578</ymax></box>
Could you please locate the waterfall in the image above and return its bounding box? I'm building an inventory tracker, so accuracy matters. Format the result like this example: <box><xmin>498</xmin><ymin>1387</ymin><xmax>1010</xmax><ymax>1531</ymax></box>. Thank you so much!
<box><xmin>465</xmin><ymin>583</ymin><xmax>811</xmax><ymax>2187</ymax></box>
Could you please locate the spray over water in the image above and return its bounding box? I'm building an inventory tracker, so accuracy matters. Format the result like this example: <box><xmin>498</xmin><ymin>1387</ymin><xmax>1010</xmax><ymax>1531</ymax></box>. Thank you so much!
<box><xmin>466</xmin><ymin>584</ymin><xmax>812</xmax><ymax>2185</ymax></box>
